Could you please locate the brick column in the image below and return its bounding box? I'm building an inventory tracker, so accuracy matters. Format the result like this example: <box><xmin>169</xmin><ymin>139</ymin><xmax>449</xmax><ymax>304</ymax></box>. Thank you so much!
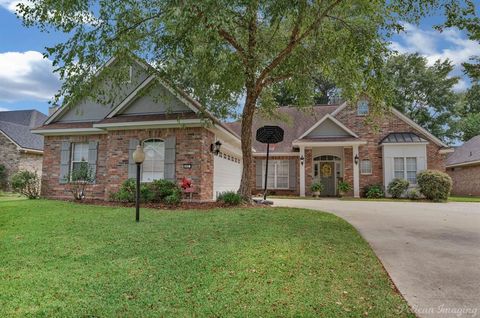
<box><xmin>305</xmin><ymin>148</ymin><xmax>313</xmax><ymax>196</ymax></box>
<box><xmin>343</xmin><ymin>147</ymin><xmax>354</xmax><ymax>197</ymax></box>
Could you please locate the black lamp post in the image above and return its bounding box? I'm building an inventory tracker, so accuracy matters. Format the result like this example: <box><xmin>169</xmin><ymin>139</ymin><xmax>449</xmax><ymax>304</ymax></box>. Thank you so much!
<box><xmin>132</xmin><ymin>145</ymin><xmax>145</xmax><ymax>222</ymax></box>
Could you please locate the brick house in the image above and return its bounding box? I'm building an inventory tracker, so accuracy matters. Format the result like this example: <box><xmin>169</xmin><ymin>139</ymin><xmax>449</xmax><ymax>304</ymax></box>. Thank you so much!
<box><xmin>32</xmin><ymin>56</ymin><xmax>452</xmax><ymax>201</ymax></box>
<box><xmin>0</xmin><ymin>110</ymin><xmax>47</xmax><ymax>188</ymax></box>
<box><xmin>446</xmin><ymin>136</ymin><xmax>480</xmax><ymax>196</ymax></box>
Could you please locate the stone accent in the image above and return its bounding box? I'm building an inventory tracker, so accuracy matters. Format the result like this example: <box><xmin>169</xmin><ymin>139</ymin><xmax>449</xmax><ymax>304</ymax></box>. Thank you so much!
<box><xmin>41</xmin><ymin>127</ymin><xmax>215</xmax><ymax>201</ymax></box>
<box><xmin>0</xmin><ymin>132</ymin><xmax>43</xmax><ymax>190</ymax></box>
<box><xmin>251</xmin><ymin>155</ymin><xmax>300</xmax><ymax>196</ymax></box>
<box><xmin>335</xmin><ymin>106</ymin><xmax>446</xmax><ymax>195</ymax></box>
<box><xmin>447</xmin><ymin>165</ymin><xmax>480</xmax><ymax>196</ymax></box>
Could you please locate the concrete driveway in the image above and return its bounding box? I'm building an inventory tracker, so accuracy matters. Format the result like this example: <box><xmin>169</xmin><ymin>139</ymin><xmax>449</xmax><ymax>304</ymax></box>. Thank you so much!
<box><xmin>272</xmin><ymin>199</ymin><xmax>480</xmax><ymax>318</ymax></box>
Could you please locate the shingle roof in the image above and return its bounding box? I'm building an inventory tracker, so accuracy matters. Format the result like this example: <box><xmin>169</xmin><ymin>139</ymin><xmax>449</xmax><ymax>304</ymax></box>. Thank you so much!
<box><xmin>0</xmin><ymin>110</ymin><xmax>47</xmax><ymax>151</ymax></box>
<box><xmin>224</xmin><ymin>105</ymin><xmax>341</xmax><ymax>153</ymax></box>
<box><xmin>446</xmin><ymin>135</ymin><xmax>480</xmax><ymax>167</ymax></box>
<box><xmin>380</xmin><ymin>132</ymin><xmax>427</xmax><ymax>144</ymax></box>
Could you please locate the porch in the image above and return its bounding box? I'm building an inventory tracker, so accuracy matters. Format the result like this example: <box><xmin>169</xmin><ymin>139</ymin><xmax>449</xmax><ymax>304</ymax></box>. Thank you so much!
<box><xmin>295</xmin><ymin>140</ymin><xmax>367</xmax><ymax>198</ymax></box>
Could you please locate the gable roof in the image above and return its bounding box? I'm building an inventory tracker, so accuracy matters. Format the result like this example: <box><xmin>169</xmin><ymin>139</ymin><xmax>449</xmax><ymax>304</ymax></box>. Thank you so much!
<box><xmin>224</xmin><ymin>105</ymin><xmax>341</xmax><ymax>153</ymax></box>
<box><xmin>0</xmin><ymin>110</ymin><xmax>47</xmax><ymax>151</ymax></box>
<box><xmin>298</xmin><ymin>111</ymin><xmax>358</xmax><ymax>139</ymax></box>
<box><xmin>446</xmin><ymin>135</ymin><xmax>480</xmax><ymax>167</ymax></box>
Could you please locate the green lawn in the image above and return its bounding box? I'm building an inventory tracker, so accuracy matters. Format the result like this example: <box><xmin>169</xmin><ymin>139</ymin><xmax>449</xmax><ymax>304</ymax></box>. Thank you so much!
<box><xmin>0</xmin><ymin>199</ymin><xmax>413</xmax><ymax>317</ymax></box>
<box><xmin>448</xmin><ymin>196</ymin><xmax>480</xmax><ymax>202</ymax></box>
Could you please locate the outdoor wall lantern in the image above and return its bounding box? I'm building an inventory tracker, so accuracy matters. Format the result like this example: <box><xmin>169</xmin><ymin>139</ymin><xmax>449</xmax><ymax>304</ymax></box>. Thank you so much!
<box><xmin>354</xmin><ymin>154</ymin><xmax>359</xmax><ymax>165</ymax></box>
<box><xmin>210</xmin><ymin>140</ymin><xmax>222</xmax><ymax>155</ymax></box>
<box><xmin>300</xmin><ymin>155</ymin><xmax>305</xmax><ymax>166</ymax></box>
<box><xmin>132</xmin><ymin>145</ymin><xmax>145</xmax><ymax>222</ymax></box>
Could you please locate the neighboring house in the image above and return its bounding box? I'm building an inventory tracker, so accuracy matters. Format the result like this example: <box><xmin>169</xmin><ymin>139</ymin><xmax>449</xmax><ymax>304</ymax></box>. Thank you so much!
<box><xmin>0</xmin><ymin>110</ymin><xmax>47</xmax><ymax>187</ymax></box>
<box><xmin>446</xmin><ymin>136</ymin><xmax>480</xmax><ymax>196</ymax></box>
<box><xmin>32</xmin><ymin>56</ymin><xmax>452</xmax><ymax>201</ymax></box>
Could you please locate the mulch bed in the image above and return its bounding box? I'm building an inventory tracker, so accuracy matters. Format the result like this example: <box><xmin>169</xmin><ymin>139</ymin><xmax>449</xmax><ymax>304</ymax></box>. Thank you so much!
<box><xmin>60</xmin><ymin>198</ymin><xmax>264</xmax><ymax>210</ymax></box>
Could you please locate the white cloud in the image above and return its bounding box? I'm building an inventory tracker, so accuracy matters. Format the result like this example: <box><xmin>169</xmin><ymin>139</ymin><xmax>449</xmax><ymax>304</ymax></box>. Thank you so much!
<box><xmin>0</xmin><ymin>0</ymin><xmax>27</xmax><ymax>12</ymax></box>
<box><xmin>390</xmin><ymin>22</ymin><xmax>480</xmax><ymax>70</ymax></box>
<box><xmin>0</xmin><ymin>51</ymin><xmax>61</xmax><ymax>102</ymax></box>
<box><xmin>0</xmin><ymin>107</ymin><xmax>10</xmax><ymax>111</ymax></box>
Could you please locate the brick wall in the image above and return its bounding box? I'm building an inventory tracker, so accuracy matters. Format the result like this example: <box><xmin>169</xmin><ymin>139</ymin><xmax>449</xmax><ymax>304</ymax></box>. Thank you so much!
<box><xmin>447</xmin><ymin>165</ymin><xmax>480</xmax><ymax>196</ymax></box>
<box><xmin>41</xmin><ymin>127</ymin><xmax>215</xmax><ymax>201</ymax></box>
<box><xmin>336</xmin><ymin>106</ymin><xmax>446</xmax><ymax>194</ymax></box>
<box><xmin>0</xmin><ymin>133</ymin><xmax>43</xmax><ymax>190</ymax></box>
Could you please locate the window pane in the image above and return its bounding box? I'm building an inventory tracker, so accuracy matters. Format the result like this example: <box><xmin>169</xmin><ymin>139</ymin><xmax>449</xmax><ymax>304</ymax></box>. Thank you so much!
<box><xmin>406</xmin><ymin>157</ymin><xmax>417</xmax><ymax>171</ymax></box>
<box><xmin>360</xmin><ymin>160</ymin><xmax>372</xmax><ymax>174</ymax></box>
<box><xmin>406</xmin><ymin>157</ymin><xmax>417</xmax><ymax>184</ymax></box>
<box><xmin>73</xmin><ymin>143</ymin><xmax>88</xmax><ymax>161</ymax></box>
<box><xmin>394</xmin><ymin>157</ymin><xmax>405</xmax><ymax>179</ymax></box>
<box><xmin>357</xmin><ymin>100</ymin><xmax>369</xmax><ymax>115</ymax></box>
<box><xmin>142</xmin><ymin>140</ymin><xmax>165</xmax><ymax>182</ymax></box>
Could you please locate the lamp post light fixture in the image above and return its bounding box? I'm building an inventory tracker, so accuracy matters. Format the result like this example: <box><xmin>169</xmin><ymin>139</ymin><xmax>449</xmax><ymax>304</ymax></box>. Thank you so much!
<box><xmin>210</xmin><ymin>140</ymin><xmax>222</xmax><ymax>155</ymax></box>
<box><xmin>354</xmin><ymin>154</ymin><xmax>359</xmax><ymax>165</ymax></box>
<box><xmin>132</xmin><ymin>145</ymin><xmax>145</xmax><ymax>222</ymax></box>
<box><xmin>300</xmin><ymin>155</ymin><xmax>305</xmax><ymax>166</ymax></box>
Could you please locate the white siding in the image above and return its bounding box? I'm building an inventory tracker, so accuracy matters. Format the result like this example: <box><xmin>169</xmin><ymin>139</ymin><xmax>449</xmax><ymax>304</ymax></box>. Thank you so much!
<box><xmin>213</xmin><ymin>151</ymin><xmax>242</xmax><ymax>199</ymax></box>
<box><xmin>383</xmin><ymin>144</ymin><xmax>427</xmax><ymax>191</ymax></box>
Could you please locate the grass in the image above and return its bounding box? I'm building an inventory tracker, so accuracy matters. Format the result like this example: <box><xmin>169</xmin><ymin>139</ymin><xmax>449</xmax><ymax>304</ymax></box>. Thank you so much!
<box><xmin>448</xmin><ymin>195</ymin><xmax>480</xmax><ymax>202</ymax></box>
<box><xmin>267</xmin><ymin>194</ymin><xmax>480</xmax><ymax>203</ymax></box>
<box><xmin>0</xmin><ymin>199</ymin><xmax>414</xmax><ymax>317</ymax></box>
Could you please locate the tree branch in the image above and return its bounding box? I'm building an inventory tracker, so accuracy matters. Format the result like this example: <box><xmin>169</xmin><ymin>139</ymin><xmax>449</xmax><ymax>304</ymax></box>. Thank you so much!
<box><xmin>255</xmin><ymin>0</ymin><xmax>343</xmax><ymax>91</ymax></box>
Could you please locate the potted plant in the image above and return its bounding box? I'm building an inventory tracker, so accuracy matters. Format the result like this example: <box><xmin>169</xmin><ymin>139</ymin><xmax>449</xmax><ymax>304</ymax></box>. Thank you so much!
<box><xmin>310</xmin><ymin>182</ymin><xmax>324</xmax><ymax>197</ymax></box>
<box><xmin>337</xmin><ymin>181</ymin><xmax>352</xmax><ymax>197</ymax></box>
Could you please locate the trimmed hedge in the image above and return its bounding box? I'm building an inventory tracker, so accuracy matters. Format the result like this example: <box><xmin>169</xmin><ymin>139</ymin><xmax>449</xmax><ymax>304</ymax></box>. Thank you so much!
<box><xmin>111</xmin><ymin>179</ymin><xmax>182</xmax><ymax>205</ymax></box>
<box><xmin>387</xmin><ymin>178</ymin><xmax>410</xmax><ymax>198</ymax></box>
<box><xmin>417</xmin><ymin>170</ymin><xmax>452</xmax><ymax>202</ymax></box>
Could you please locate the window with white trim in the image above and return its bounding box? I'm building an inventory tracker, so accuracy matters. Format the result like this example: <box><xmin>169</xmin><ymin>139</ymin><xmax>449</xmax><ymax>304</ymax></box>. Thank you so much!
<box><xmin>357</xmin><ymin>100</ymin><xmax>369</xmax><ymax>116</ymax></box>
<box><xmin>142</xmin><ymin>139</ymin><xmax>165</xmax><ymax>182</ymax></box>
<box><xmin>360</xmin><ymin>159</ymin><xmax>372</xmax><ymax>175</ymax></box>
<box><xmin>393</xmin><ymin>157</ymin><xmax>418</xmax><ymax>184</ymax></box>
<box><xmin>262</xmin><ymin>160</ymin><xmax>289</xmax><ymax>189</ymax></box>
<box><xmin>71</xmin><ymin>143</ymin><xmax>89</xmax><ymax>176</ymax></box>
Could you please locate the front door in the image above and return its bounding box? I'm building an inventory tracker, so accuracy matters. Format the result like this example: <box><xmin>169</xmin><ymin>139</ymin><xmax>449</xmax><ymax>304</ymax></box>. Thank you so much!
<box><xmin>319</xmin><ymin>162</ymin><xmax>335</xmax><ymax>196</ymax></box>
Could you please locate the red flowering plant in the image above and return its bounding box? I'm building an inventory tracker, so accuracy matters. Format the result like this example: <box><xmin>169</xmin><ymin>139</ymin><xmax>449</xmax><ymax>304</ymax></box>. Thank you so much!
<box><xmin>181</xmin><ymin>177</ymin><xmax>193</xmax><ymax>190</ymax></box>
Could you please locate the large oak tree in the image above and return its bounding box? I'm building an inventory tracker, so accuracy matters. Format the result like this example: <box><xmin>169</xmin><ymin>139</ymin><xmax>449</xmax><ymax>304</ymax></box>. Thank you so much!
<box><xmin>17</xmin><ymin>0</ymin><xmax>470</xmax><ymax>199</ymax></box>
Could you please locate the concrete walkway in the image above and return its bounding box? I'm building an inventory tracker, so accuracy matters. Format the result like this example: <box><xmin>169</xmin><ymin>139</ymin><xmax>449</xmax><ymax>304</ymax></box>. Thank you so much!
<box><xmin>272</xmin><ymin>199</ymin><xmax>480</xmax><ymax>318</ymax></box>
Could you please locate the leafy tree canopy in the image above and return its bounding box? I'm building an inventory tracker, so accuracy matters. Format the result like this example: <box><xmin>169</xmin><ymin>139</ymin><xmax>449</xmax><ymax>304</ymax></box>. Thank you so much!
<box><xmin>385</xmin><ymin>53</ymin><xmax>459</xmax><ymax>142</ymax></box>
<box><xmin>456</xmin><ymin>84</ymin><xmax>480</xmax><ymax>141</ymax></box>
<box><xmin>16</xmin><ymin>0</ymin><xmax>472</xmax><ymax>198</ymax></box>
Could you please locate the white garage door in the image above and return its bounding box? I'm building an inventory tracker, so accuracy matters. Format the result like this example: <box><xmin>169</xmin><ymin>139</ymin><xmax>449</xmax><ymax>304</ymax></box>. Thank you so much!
<box><xmin>213</xmin><ymin>152</ymin><xmax>242</xmax><ymax>199</ymax></box>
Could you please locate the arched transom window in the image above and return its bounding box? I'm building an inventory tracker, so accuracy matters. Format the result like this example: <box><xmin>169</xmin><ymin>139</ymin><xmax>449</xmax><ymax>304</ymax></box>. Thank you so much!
<box><xmin>142</xmin><ymin>139</ymin><xmax>165</xmax><ymax>182</ymax></box>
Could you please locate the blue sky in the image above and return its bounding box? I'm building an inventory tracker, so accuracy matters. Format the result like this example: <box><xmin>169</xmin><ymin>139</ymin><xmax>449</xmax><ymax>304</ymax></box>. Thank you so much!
<box><xmin>0</xmin><ymin>1</ymin><xmax>479</xmax><ymax>115</ymax></box>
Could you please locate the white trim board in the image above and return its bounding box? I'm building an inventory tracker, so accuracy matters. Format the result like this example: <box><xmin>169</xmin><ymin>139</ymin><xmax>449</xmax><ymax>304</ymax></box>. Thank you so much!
<box><xmin>31</xmin><ymin>128</ymin><xmax>107</xmax><ymax>136</ymax></box>
<box><xmin>292</xmin><ymin>140</ymin><xmax>367</xmax><ymax>147</ymax></box>
<box><xmin>253</xmin><ymin>152</ymin><xmax>300</xmax><ymax>157</ymax></box>
<box><xmin>446</xmin><ymin>160</ymin><xmax>480</xmax><ymax>168</ymax></box>
<box><xmin>298</xmin><ymin>113</ymin><xmax>358</xmax><ymax>139</ymax></box>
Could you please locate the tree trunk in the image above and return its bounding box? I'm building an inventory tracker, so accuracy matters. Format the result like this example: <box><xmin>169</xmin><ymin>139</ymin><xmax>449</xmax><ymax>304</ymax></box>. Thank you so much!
<box><xmin>238</xmin><ymin>89</ymin><xmax>257</xmax><ymax>201</ymax></box>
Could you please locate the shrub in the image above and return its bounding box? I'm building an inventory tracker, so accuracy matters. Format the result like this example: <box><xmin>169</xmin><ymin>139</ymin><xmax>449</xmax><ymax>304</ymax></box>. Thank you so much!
<box><xmin>310</xmin><ymin>182</ymin><xmax>324</xmax><ymax>193</ymax></box>
<box><xmin>149</xmin><ymin>179</ymin><xmax>180</xmax><ymax>202</ymax></box>
<box><xmin>66</xmin><ymin>162</ymin><xmax>95</xmax><ymax>200</ymax></box>
<box><xmin>417</xmin><ymin>170</ymin><xmax>452</xmax><ymax>202</ymax></box>
<box><xmin>11</xmin><ymin>170</ymin><xmax>40</xmax><ymax>199</ymax></box>
<box><xmin>364</xmin><ymin>184</ymin><xmax>384</xmax><ymax>199</ymax></box>
<box><xmin>387</xmin><ymin>178</ymin><xmax>410</xmax><ymax>198</ymax></box>
<box><xmin>0</xmin><ymin>164</ymin><xmax>7</xmax><ymax>191</ymax></box>
<box><xmin>164</xmin><ymin>189</ymin><xmax>182</xmax><ymax>205</ymax></box>
<box><xmin>407</xmin><ymin>188</ymin><xmax>421</xmax><ymax>200</ymax></box>
<box><xmin>337</xmin><ymin>181</ymin><xmax>352</xmax><ymax>196</ymax></box>
<box><xmin>217</xmin><ymin>191</ymin><xmax>243</xmax><ymax>205</ymax></box>
<box><xmin>111</xmin><ymin>178</ymin><xmax>182</xmax><ymax>204</ymax></box>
